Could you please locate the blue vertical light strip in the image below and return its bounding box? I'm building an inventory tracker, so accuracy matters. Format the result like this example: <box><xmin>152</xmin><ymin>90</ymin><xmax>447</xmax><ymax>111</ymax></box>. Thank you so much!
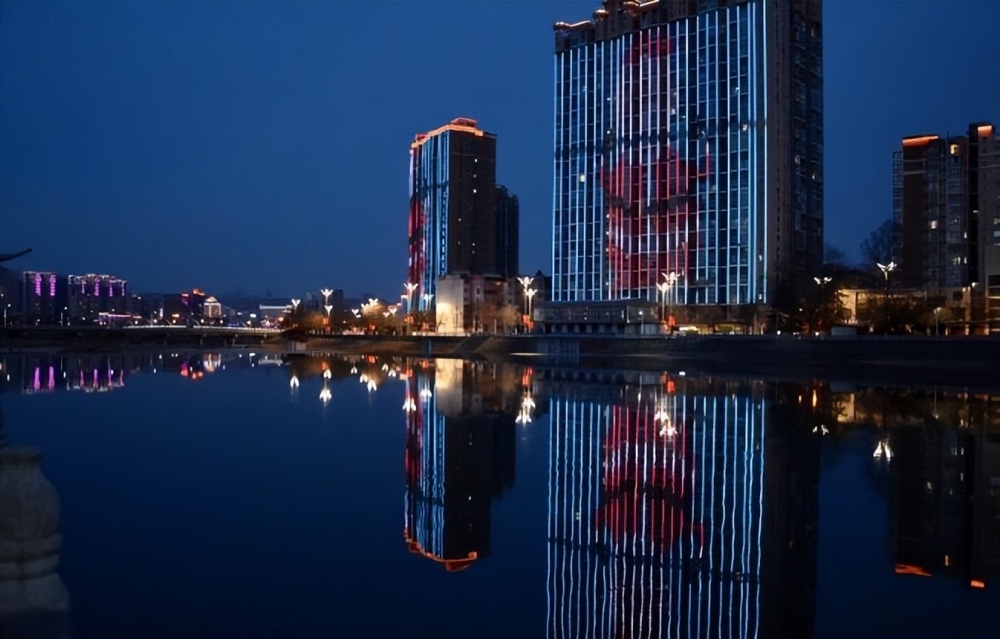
<box><xmin>760</xmin><ymin>0</ymin><xmax>769</xmax><ymax>302</ymax></box>
<box><xmin>552</xmin><ymin>53</ymin><xmax>560</xmax><ymax>301</ymax></box>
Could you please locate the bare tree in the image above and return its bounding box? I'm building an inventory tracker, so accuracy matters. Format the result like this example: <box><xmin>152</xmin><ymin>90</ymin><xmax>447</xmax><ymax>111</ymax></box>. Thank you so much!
<box><xmin>860</xmin><ymin>218</ymin><xmax>898</xmax><ymax>268</ymax></box>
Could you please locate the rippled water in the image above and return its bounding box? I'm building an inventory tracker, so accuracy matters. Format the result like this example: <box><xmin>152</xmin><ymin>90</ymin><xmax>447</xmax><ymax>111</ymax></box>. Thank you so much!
<box><xmin>1</xmin><ymin>351</ymin><xmax>997</xmax><ymax>638</ymax></box>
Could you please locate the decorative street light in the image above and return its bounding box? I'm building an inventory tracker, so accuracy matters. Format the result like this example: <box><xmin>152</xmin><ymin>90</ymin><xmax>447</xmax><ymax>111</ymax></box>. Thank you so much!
<box><xmin>320</xmin><ymin>289</ymin><xmax>333</xmax><ymax>306</ymax></box>
<box><xmin>661</xmin><ymin>271</ymin><xmax>680</xmax><ymax>331</ymax></box>
<box><xmin>517</xmin><ymin>276</ymin><xmax>534</xmax><ymax>319</ymax></box>
<box><xmin>404</xmin><ymin>282</ymin><xmax>419</xmax><ymax>314</ymax></box>
<box><xmin>524</xmin><ymin>288</ymin><xmax>538</xmax><ymax>330</ymax></box>
<box><xmin>876</xmin><ymin>261</ymin><xmax>897</xmax><ymax>334</ymax></box>
<box><xmin>656</xmin><ymin>282</ymin><xmax>670</xmax><ymax>331</ymax></box>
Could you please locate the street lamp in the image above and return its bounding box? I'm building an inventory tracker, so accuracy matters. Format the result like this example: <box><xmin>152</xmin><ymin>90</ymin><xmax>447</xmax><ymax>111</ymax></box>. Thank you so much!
<box><xmin>876</xmin><ymin>261</ymin><xmax>896</xmax><ymax>334</ymax></box>
<box><xmin>404</xmin><ymin>282</ymin><xmax>418</xmax><ymax>313</ymax></box>
<box><xmin>661</xmin><ymin>271</ymin><xmax>680</xmax><ymax>331</ymax></box>
<box><xmin>656</xmin><ymin>282</ymin><xmax>670</xmax><ymax>331</ymax></box>
<box><xmin>517</xmin><ymin>276</ymin><xmax>534</xmax><ymax>319</ymax></box>
<box><xmin>933</xmin><ymin>306</ymin><xmax>942</xmax><ymax>336</ymax></box>
<box><xmin>320</xmin><ymin>289</ymin><xmax>333</xmax><ymax>306</ymax></box>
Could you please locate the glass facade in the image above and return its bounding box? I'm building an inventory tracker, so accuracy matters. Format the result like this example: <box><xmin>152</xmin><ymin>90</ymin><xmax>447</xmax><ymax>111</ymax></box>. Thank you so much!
<box><xmin>553</xmin><ymin>0</ymin><xmax>823</xmax><ymax>305</ymax></box>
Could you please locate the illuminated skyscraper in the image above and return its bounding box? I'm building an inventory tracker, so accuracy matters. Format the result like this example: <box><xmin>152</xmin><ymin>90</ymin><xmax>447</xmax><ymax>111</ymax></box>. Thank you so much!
<box><xmin>551</xmin><ymin>0</ymin><xmax>823</xmax><ymax>306</ymax></box>
<box><xmin>408</xmin><ymin>118</ymin><xmax>519</xmax><ymax>310</ymax></box>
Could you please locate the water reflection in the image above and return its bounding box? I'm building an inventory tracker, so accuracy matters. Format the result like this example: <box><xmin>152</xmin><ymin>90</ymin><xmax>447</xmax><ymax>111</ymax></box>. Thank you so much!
<box><xmin>402</xmin><ymin>359</ymin><xmax>520</xmax><ymax>570</ymax></box>
<box><xmin>541</xmin><ymin>371</ymin><xmax>819</xmax><ymax>638</ymax></box>
<box><xmin>1</xmin><ymin>351</ymin><xmax>997</xmax><ymax>637</ymax></box>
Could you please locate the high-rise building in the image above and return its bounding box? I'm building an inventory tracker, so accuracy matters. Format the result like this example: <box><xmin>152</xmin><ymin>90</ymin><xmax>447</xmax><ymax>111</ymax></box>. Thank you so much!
<box><xmin>408</xmin><ymin>118</ymin><xmax>518</xmax><ymax>310</ymax></box>
<box><xmin>974</xmin><ymin>127</ymin><xmax>1000</xmax><ymax>323</ymax></box>
<box><xmin>496</xmin><ymin>184</ymin><xmax>520</xmax><ymax>279</ymax></box>
<box><xmin>894</xmin><ymin>123</ymin><xmax>1000</xmax><ymax>319</ymax></box>
<box><xmin>551</xmin><ymin>0</ymin><xmax>823</xmax><ymax>307</ymax></box>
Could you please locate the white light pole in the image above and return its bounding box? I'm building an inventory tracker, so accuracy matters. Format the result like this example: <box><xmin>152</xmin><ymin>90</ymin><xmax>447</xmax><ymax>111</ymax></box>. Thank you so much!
<box><xmin>525</xmin><ymin>288</ymin><xmax>537</xmax><ymax>323</ymax></box>
<box><xmin>404</xmin><ymin>282</ymin><xmax>418</xmax><ymax>314</ymax></box>
<box><xmin>876</xmin><ymin>261</ymin><xmax>896</xmax><ymax>333</ymax></box>
<box><xmin>661</xmin><ymin>271</ymin><xmax>680</xmax><ymax>330</ymax></box>
<box><xmin>320</xmin><ymin>288</ymin><xmax>333</xmax><ymax>306</ymax></box>
<box><xmin>656</xmin><ymin>282</ymin><xmax>669</xmax><ymax>331</ymax></box>
<box><xmin>517</xmin><ymin>276</ymin><xmax>534</xmax><ymax>317</ymax></box>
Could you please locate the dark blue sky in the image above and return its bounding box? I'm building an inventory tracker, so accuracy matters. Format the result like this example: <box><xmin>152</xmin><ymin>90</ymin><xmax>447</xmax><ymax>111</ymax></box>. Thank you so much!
<box><xmin>2</xmin><ymin>1</ymin><xmax>997</xmax><ymax>299</ymax></box>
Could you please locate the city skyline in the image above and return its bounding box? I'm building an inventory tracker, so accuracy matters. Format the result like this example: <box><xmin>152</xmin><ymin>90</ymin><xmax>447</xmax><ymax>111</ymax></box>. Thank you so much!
<box><xmin>2</xmin><ymin>1</ymin><xmax>997</xmax><ymax>299</ymax></box>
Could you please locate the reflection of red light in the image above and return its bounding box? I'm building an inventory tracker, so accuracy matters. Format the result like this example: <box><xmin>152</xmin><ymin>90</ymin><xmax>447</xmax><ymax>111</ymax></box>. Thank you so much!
<box><xmin>971</xmin><ymin>579</ymin><xmax>985</xmax><ymax>589</ymax></box>
<box><xmin>667</xmin><ymin>379</ymin><xmax>675</xmax><ymax>394</ymax></box>
<box><xmin>894</xmin><ymin>563</ymin><xmax>932</xmax><ymax>577</ymax></box>
<box><xmin>597</xmin><ymin>404</ymin><xmax>695</xmax><ymax>549</ymax></box>
<box><xmin>180</xmin><ymin>362</ymin><xmax>189</xmax><ymax>377</ymax></box>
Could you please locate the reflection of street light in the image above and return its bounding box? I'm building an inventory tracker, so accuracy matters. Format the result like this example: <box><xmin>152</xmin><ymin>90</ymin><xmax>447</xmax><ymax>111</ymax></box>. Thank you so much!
<box><xmin>525</xmin><ymin>288</ymin><xmax>537</xmax><ymax>321</ymax></box>
<box><xmin>324</xmin><ymin>305</ymin><xmax>333</xmax><ymax>329</ymax></box>
<box><xmin>515</xmin><ymin>392</ymin><xmax>535</xmax><ymax>424</ymax></box>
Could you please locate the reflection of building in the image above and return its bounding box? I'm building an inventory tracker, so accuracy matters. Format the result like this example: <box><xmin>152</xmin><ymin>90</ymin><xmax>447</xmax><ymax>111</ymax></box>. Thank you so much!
<box><xmin>552</xmin><ymin>0</ymin><xmax>823</xmax><ymax>307</ymax></box>
<box><xmin>408</xmin><ymin>118</ymin><xmax>518</xmax><ymax>312</ymax></box>
<box><xmin>888</xmin><ymin>394</ymin><xmax>1000</xmax><ymax>588</ymax></box>
<box><xmin>544</xmin><ymin>372</ymin><xmax>819</xmax><ymax>638</ymax></box>
<box><xmin>403</xmin><ymin>360</ymin><xmax>516</xmax><ymax>570</ymax></box>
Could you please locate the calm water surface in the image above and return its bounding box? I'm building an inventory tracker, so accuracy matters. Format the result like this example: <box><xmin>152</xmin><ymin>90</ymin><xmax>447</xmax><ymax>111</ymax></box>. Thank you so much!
<box><xmin>1</xmin><ymin>351</ymin><xmax>997</xmax><ymax>639</ymax></box>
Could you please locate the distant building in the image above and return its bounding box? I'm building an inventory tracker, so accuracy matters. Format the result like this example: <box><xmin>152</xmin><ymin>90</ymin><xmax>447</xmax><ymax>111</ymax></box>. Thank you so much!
<box><xmin>23</xmin><ymin>271</ymin><xmax>67</xmax><ymax>325</ymax></box>
<box><xmin>67</xmin><ymin>274</ymin><xmax>128</xmax><ymax>323</ymax></box>
<box><xmin>408</xmin><ymin>118</ymin><xmax>517</xmax><ymax>311</ymax></box>
<box><xmin>0</xmin><ymin>266</ymin><xmax>23</xmax><ymax>323</ymax></box>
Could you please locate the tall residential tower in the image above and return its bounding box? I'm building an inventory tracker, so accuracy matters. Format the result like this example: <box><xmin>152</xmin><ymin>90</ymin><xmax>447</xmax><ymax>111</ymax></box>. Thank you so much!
<box><xmin>409</xmin><ymin>118</ymin><xmax>520</xmax><ymax>310</ymax></box>
<box><xmin>893</xmin><ymin>123</ymin><xmax>999</xmax><ymax>314</ymax></box>
<box><xmin>551</xmin><ymin>0</ymin><xmax>823</xmax><ymax>308</ymax></box>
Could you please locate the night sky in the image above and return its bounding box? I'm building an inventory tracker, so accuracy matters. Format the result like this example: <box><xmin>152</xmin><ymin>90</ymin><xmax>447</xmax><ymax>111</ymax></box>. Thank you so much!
<box><xmin>2</xmin><ymin>1</ymin><xmax>997</xmax><ymax>300</ymax></box>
